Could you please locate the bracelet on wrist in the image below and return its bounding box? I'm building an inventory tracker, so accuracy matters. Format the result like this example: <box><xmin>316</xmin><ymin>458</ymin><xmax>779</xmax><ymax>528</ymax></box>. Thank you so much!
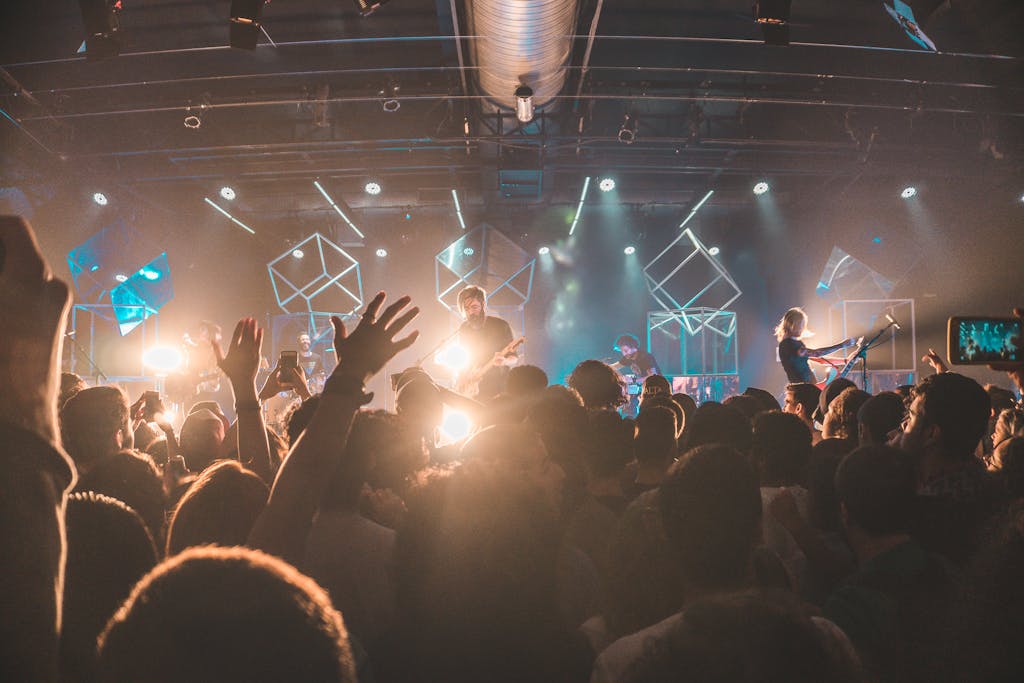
<box><xmin>323</xmin><ymin>374</ymin><xmax>373</xmax><ymax>405</ymax></box>
<box><xmin>234</xmin><ymin>399</ymin><xmax>261</xmax><ymax>413</ymax></box>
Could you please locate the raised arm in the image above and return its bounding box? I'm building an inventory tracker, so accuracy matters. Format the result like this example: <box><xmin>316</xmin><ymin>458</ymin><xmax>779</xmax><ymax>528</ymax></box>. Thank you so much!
<box><xmin>247</xmin><ymin>293</ymin><xmax>419</xmax><ymax>563</ymax></box>
<box><xmin>214</xmin><ymin>318</ymin><xmax>272</xmax><ymax>484</ymax></box>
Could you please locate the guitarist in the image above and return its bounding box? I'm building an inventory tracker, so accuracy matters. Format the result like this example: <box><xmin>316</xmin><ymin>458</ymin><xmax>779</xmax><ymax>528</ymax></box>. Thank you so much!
<box><xmin>456</xmin><ymin>286</ymin><xmax>519</xmax><ymax>393</ymax></box>
<box><xmin>775</xmin><ymin>307</ymin><xmax>857</xmax><ymax>384</ymax></box>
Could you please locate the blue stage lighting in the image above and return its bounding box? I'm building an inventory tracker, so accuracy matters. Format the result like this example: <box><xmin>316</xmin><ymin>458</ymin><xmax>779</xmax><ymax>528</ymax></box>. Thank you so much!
<box><xmin>463</xmin><ymin>247</ymin><xmax>475</xmax><ymax>256</ymax></box>
<box><xmin>624</xmin><ymin>246</ymin><xmax>636</xmax><ymax>255</ymax></box>
<box><xmin>598</xmin><ymin>178</ymin><xmax>615</xmax><ymax>192</ymax></box>
<box><xmin>114</xmin><ymin>273</ymin><xmax>127</xmax><ymax>283</ymax></box>
<box><xmin>872</xmin><ymin>236</ymin><xmax>882</xmax><ymax>244</ymax></box>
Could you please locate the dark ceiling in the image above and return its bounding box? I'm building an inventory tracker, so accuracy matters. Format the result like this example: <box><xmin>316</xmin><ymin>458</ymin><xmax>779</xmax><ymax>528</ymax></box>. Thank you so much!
<box><xmin>1</xmin><ymin>0</ymin><xmax>1022</xmax><ymax>216</ymax></box>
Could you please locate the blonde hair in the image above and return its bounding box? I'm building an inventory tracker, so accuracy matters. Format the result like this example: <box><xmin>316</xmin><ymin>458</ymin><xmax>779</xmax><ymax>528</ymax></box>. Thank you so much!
<box><xmin>774</xmin><ymin>308</ymin><xmax>808</xmax><ymax>342</ymax></box>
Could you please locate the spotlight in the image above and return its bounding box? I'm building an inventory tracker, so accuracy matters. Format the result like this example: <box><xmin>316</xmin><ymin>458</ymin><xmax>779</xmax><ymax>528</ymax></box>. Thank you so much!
<box><xmin>292</xmin><ymin>249</ymin><xmax>304</xmax><ymax>259</ymax></box>
<box><xmin>229</xmin><ymin>0</ymin><xmax>266</xmax><ymax>50</ymax></box>
<box><xmin>364</xmin><ymin>181</ymin><xmax>382</xmax><ymax>195</ymax></box>
<box><xmin>753</xmin><ymin>181</ymin><xmax>769</xmax><ymax>196</ymax></box>
<box><xmin>382</xmin><ymin>98</ymin><xmax>401</xmax><ymax>113</ymax></box>
<box><xmin>872</xmin><ymin>236</ymin><xmax>882</xmax><ymax>244</ymax></box>
<box><xmin>142</xmin><ymin>346</ymin><xmax>184</xmax><ymax>374</ymax></box>
<box><xmin>708</xmin><ymin>246</ymin><xmax>721</xmax><ymax>256</ymax></box>
<box><xmin>353</xmin><ymin>0</ymin><xmax>393</xmax><ymax>16</ymax></box>
<box><xmin>623</xmin><ymin>246</ymin><xmax>636</xmax><ymax>255</ymax></box>
<box><xmin>598</xmin><ymin>178</ymin><xmax>616</xmax><ymax>192</ymax></box>
<box><xmin>463</xmin><ymin>247</ymin><xmax>475</xmax><ymax>256</ymax></box>
<box><xmin>753</xmin><ymin>0</ymin><xmax>791</xmax><ymax>46</ymax></box>
<box><xmin>93</xmin><ymin>192</ymin><xmax>108</xmax><ymax>206</ymax></box>
<box><xmin>183</xmin><ymin>113</ymin><xmax>202</xmax><ymax>129</ymax></box>
<box><xmin>515</xmin><ymin>85</ymin><xmax>535</xmax><ymax>124</ymax></box>
<box><xmin>618</xmin><ymin>115</ymin><xmax>637</xmax><ymax>144</ymax></box>
<box><xmin>440</xmin><ymin>408</ymin><xmax>473</xmax><ymax>442</ymax></box>
<box><xmin>376</xmin><ymin>248</ymin><xmax>388</xmax><ymax>258</ymax></box>
<box><xmin>220</xmin><ymin>186</ymin><xmax>236</xmax><ymax>200</ymax></box>
<box><xmin>114</xmin><ymin>273</ymin><xmax>128</xmax><ymax>283</ymax></box>
<box><xmin>538</xmin><ymin>246</ymin><xmax>550</xmax><ymax>255</ymax></box>
<box><xmin>77</xmin><ymin>0</ymin><xmax>122</xmax><ymax>61</ymax></box>
<box><xmin>137</xmin><ymin>267</ymin><xmax>161</xmax><ymax>281</ymax></box>
<box><xmin>435</xmin><ymin>343</ymin><xmax>470</xmax><ymax>371</ymax></box>
<box><xmin>901</xmin><ymin>186</ymin><xmax>917</xmax><ymax>199</ymax></box>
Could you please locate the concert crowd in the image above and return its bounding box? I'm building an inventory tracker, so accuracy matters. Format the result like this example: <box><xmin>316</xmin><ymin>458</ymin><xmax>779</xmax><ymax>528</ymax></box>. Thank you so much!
<box><xmin>3</xmin><ymin>214</ymin><xmax>1024</xmax><ymax>682</ymax></box>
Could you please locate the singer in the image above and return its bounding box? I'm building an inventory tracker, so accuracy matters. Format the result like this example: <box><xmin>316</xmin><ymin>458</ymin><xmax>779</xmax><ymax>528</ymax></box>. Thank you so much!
<box><xmin>775</xmin><ymin>307</ymin><xmax>858</xmax><ymax>384</ymax></box>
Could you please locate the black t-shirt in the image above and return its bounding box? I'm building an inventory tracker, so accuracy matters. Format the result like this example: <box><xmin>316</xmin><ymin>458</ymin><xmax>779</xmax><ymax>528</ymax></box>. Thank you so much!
<box><xmin>616</xmin><ymin>349</ymin><xmax>660</xmax><ymax>377</ymax></box>
<box><xmin>458</xmin><ymin>316</ymin><xmax>514</xmax><ymax>372</ymax></box>
<box><xmin>779</xmin><ymin>337</ymin><xmax>814</xmax><ymax>383</ymax></box>
<box><xmin>298</xmin><ymin>351</ymin><xmax>323</xmax><ymax>377</ymax></box>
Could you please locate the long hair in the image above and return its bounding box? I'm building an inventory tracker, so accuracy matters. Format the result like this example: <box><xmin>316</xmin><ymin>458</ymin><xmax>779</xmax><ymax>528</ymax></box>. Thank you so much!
<box><xmin>774</xmin><ymin>308</ymin><xmax>807</xmax><ymax>342</ymax></box>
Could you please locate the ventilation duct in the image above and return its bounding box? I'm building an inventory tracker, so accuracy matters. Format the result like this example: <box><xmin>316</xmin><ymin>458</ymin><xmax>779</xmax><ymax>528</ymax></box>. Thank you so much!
<box><xmin>465</xmin><ymin>0</ymin><xmax>579</xmax><ymax>112</ymax></box>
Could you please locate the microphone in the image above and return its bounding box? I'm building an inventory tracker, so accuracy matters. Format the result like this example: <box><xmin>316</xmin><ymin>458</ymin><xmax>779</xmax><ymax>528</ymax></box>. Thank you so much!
<box><xmin>885</xmin><ymin>313</ymin><xmax>902</xmax><ymax>330</ymax></box>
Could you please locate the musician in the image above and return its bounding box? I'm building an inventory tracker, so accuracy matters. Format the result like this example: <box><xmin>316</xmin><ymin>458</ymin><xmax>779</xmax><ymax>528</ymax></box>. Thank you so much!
<box><xmin>775</xmin><ymin>307</ymin><xmax>857</xmax><ymax>384</ymax></box>
<box><xmin>297</xmin><ymin>333</ymin><xmax>324</xmax><ymax>379</ymax></box>
<box><xmin>456</xmin><ymin>286</ymin><xmax>517</xmax><ymax>377</ymax></box>
<box><xmin>611</xmin><ymin>334</ymin><xmax>661</xmax><ymax>379</ymax></box>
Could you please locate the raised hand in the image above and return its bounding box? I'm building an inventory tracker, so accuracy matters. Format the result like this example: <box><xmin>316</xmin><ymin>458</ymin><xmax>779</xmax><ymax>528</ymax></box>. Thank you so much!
<box><xmin>0</xmin><ymin>215</ymin><xmax>72</xmax><ymax>444</ymax></box>
<box><xmin>922</xmin><ymin>348</ymin><xmax>948</xmax><ymax>375</ymax></box>
<box><xmin>213</xmin><ymin>317</ymin><xmax>264</xmax><ymax>390</ymax></box>
<box><xmin>330</xmin><ymin>292</ymin><xmax>419</xmax><ymax>385</ymax></box>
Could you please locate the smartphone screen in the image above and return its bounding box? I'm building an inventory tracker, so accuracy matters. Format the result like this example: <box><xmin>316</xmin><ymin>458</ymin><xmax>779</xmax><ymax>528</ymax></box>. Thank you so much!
<box><xmin>950</xmin><ymin>318</ymin><xmax>1022</xmax><ymax>364</ymax></box>
<box><xmin>280</xmin><ymin>350</ymin><xmax>298</xmax><ymax>369</ymax></box>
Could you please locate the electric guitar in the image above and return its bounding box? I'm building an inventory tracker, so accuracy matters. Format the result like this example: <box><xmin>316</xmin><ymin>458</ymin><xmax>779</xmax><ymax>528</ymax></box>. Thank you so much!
<box><xmin>456</xmin><ymin>336</ymin><xmax>526</xmax><ymax>395</ymax></box>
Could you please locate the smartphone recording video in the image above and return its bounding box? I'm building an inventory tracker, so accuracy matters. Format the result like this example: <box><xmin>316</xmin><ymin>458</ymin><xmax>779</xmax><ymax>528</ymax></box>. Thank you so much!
<box><xmin>947</xmin><ymin>317</ymin><xmax>1022</xmax><ymax>365</ymax></box>
<box><xmin>279</xmin><ymin>350</ymin><xmax>298</xmax><ymax>370</ymax></box>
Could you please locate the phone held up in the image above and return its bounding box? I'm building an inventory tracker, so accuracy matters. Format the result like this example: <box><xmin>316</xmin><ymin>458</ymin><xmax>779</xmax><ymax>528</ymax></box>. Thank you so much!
<box><xmin>947</xmin><ymin>317</ymin><xmax>1022</xmax><ymax>365</ymax></box>
<box><xmin>279</xmin><ymin>350</ymin><xmax>298</xmax><ymax>370</ymax></box>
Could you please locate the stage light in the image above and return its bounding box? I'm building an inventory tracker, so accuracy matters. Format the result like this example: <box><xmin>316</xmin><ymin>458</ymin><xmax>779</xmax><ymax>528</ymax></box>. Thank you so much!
<box><xmin>142</xmin><ymin>346</ymin><xmax>184</xmax><ymax>374</ymax></box>
<box><xmin>708</xmin><ymin>246</ymin><xmax>721</xmax><ymax>256</ymax></box>
<box><xmin>204</xmin><ymin>197</ymin><xmax>256</xmax><ymax>234</ymax></box>
<box><xmin>463</xmin><ymin>247</ymin><xmax>475</xmax><ymax>256</ymax></box>
<box><xmin>229</xmin><ymin>0</ymin><xmax>266</xmax><ymax>50</ymax></box>
<box><xmin>451</xmin><ymin>189</ymin><xmax>467</xmax><ymax>230</ymax></box>
<box><xmin>872</xmin><ymin>236</ymin><xmax>882</xmax><ymax>244</ymax></box>
<box><xmin>538</xmin><ymin>246</ymin><xmax>550</xmax><ymax>255</ymax></box>
<box><xmin>220</xmin><ymin>186</ymin><xmax>236</xmax><ymax>200</ymax></box>
<box><xmin>93</xmin><ymin>192</ymin><xmax>108</xmax><ymax>206</ymax></box>
<box><xmin>440</xmin><ymin>408</ymin><xmax>473</xmax><ymax>442</ymax></box>
<box><xmin>569</xmin><ymin>176</ymin><xmax>592</xmax><ymax>236</ymax></box>
<box><xmin>382</xmin><ymin>98</ymin><xmax>401</xmax><ymax>113</ymax></box>
<box><xmin>515</xmin><ymin>85</ymin><xmax>535</xmax><ymax>124</ymax></box>
<box><xmin>901</xmin><ymin>186</ymin><xmax>917</xmax><ymax>199</ymax></box>
<box><xmin>137</xmin><ymin>267</ymin><xmax>161</xmax><ymax>281</ymax></box>
<box><xmin>292</xmin><ymin>249</ymin><xmax>304</xmax><ymax>259</ymax></box>
<box><xmin>365</xmin><ymin>181</ymin><xmax>382</xmax><ymax>195</ymax></box>
<box><xmin>753</xmin><ymin>0</ymin><xmax>791</xmax><ymax>46</ymax></box>
<box><xmin>599</xmin><ymin>178</ymin><xmax>616</xmax><ymax>192</ymax></box>
<box><xmin>1020</xmin><ymin>193</ymin><xmax>1024</xmax><ymax>202</ymax></box>
<box><xmin>376</xmin><ymin>248</ymin><xmax>388</xmax><ymax>257</ymax></box>
<box><xmin>679</xmin><ymin>190</ymin><xmax>715</xmax><ymax>229</ymax></box>
<box><xmin>183</xmin><ymin>113</ymin><xmax>202</xmax><ymax>129</ymax></box>
<box><xmin>618</xmin><ymin>115</ymin><xmax>636</xmax><ymax>144</ymax></box>
<box><xmin>624</xmin><ymin>246</ymin><xmax>636</xmax><ymax>255</ymax></box>
<box><xmin>753</xmin><ymin>181</ymin><xmax>769</xmax><ymax>196</ymax></box>
<box><xmin>353</xmin><ymin>0</ymin><xmax>393</xmax><ymax>16</ymax></box>
<box><xmin>78</xmin><ymin>0</ymin><xmax>122</xmax><ymax>60</ymax></box>
<box><xmin>435</xmin><ymin>343</ymin><xmax>470</xmax><ymax>371</ymax></box>
<box><xmin>313</xmin><ymin>180</ymin><xmax>365</xmax><ymax>239</ymax></box>
<box><xmin>114</xmin><ymin>273</ymin><xmax>128</xmax><ymax>283</ymax></box>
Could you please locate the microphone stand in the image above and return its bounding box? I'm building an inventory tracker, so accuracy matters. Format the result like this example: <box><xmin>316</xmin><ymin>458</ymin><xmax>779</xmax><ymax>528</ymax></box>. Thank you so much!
<box><xmin>65</xmin><ymin>332</ymin><xmax>108</xmax><ymax>382</ymax></box>
<box><xmin>852</xmin><ymin>320</ymin><xmax>899</xmax><ymax>390</ymax></box>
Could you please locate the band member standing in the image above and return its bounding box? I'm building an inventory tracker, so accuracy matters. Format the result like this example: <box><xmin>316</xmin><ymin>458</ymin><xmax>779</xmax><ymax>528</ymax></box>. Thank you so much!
<box><xmin>611</xmin><ymin>334</ymin><xmax>661</xmax><ymax>379</ymax></box>
<box><xmin>456</xmin><ymin>286</ymin><xmax>518</xmax><ymax>383</ymax></box>
<box><xmin>775</xmin><ymin>307</ymin><xmax>857</xmax><ymax>384</ymax></box>
<box><xmin>297</xmin><ymin>332</ymin><xmax>324</xmax><ymax>379</ymax></box>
